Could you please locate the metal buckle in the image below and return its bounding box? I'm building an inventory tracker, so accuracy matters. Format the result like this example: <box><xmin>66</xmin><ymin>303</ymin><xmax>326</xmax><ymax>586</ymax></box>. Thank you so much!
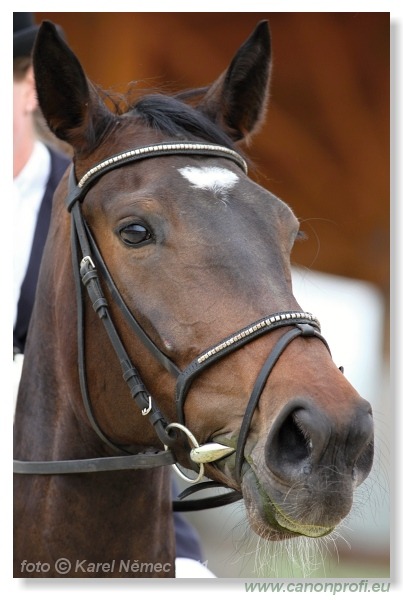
<box><xmin>80</xmin><ymin>255</ymin><xmax>95</xmax><ymax>270</ymax></box>
<box><xmin>141</xmin><ymin>396</ymin><xmax>153</xmax><ymax>416</ymax></box>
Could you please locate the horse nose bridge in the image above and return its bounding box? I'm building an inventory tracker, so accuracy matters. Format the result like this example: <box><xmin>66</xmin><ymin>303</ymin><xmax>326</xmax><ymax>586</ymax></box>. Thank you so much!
<box><xmin>264</xmin><ymin>397</ymin><xmax>374</xmax><ymax>482</ymax></box>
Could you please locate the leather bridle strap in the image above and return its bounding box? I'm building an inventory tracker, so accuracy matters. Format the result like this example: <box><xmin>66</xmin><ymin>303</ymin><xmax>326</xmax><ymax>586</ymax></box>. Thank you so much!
<box><xmin>71</xmin><ymin>199</ymin><xmax>176</xmax><ymax>450</ymax></box>
<box><xmin>234</xmin><ymin>323</ymin><xmax>330</xmax><ymax>482</ymax></box>
<box><xmin>173</xmin><ymin>481</ymin><xmax>242</xmax><ymax>512</ymax></box>
<box><xmin>13</xmin><ymin>450</ymin><xmax>175</xmax><ymax>474</ymax></box>
<box><xmin>174</xmin><ymin>316</ymin><xmax>330</xmax><ymax>487</ymax></box>
<box><xmin>83</xmin><ymin>223</ymin><xmax>180</xmax><ymax>379</ymax></box>
<box><xmin>175</xmin><ymin>313</ymin><xmax>325</xmax><ymax>425</ymax></box>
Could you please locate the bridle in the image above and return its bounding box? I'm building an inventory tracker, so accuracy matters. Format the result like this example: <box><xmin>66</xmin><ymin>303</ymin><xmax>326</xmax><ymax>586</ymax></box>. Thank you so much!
<box><xmin>13</xmin><ymin>141</ymin><xmax>331</xmax><ymax>510</ymax></box>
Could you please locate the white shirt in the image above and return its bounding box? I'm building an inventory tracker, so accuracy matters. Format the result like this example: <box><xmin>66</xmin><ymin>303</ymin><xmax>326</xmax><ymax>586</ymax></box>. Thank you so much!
<box><xmin>13</xmin><ymin>141</ymin><xmax>51</xmax><ymax>326</ymax></box>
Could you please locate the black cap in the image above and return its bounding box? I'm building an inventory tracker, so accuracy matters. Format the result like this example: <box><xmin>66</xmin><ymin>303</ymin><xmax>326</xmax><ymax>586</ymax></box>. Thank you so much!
<box><xmin>13</xmin><ymin>13</ymin><xmax>39</xmax><ymax>58</ymax></box>
<box><xmin>14</xmin><ymin>13</ymin><xmax>65</xmax><ymax>59</ymax></box>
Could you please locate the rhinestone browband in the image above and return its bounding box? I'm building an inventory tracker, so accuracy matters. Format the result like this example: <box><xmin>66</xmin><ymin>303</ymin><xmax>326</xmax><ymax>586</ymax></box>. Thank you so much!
<box><xmin>197</xmin><ymin>312</ymin><xmax>320</xmax><ymax>364</ymax></box>
<box><xmin>77</xmin><ymin>142</ymin><xmax>248</xmax><ymax>189</ymax></box>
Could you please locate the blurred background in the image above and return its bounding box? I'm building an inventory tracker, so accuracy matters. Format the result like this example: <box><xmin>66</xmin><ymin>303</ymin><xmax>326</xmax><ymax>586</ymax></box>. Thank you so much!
<box><xmin>34</xmin><ymin>12</ymin><xmax>390</xmax><ymax>578</ymax></box>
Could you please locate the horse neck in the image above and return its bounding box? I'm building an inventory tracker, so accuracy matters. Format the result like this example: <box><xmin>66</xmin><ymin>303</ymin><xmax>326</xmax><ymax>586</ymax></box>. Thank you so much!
<box><xmin>14</xmin><ymin>206</ymin><xmax>87</xmax><ymax>456</ymax></box>
<box><xmin>14</xmin><ymin>335</ymin><xmax>175</xmax><ymax>570</ymax></box>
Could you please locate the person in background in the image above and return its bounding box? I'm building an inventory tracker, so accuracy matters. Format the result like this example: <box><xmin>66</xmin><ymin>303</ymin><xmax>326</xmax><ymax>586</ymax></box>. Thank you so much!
<box><xmin>13</xmin><ymin>12</ymin><xmax>214</xmax><ymax>578</ymax></box>
<box><xmin>13</xmin><ymin>13</ymin><xmax>70</xmax><ymax>356</ymax></box>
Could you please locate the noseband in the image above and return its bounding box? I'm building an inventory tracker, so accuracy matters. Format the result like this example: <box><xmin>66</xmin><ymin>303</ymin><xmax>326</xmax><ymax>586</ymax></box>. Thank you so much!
<box><xmin>14</xmin><ymin>142</ymin><xmax>330</xmax><ymax>509</ymax></box>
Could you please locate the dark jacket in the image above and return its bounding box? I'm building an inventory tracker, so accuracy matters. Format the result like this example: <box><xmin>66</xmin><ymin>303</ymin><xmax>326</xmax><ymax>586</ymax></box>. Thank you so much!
<box><xmin>13</xmin><ymin>147</ymin><xmax>70</xmax><ymax>354</ymax></box>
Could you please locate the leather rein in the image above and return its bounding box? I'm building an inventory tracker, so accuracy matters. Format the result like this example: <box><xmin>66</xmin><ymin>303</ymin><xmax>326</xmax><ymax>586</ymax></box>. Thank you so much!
<box><xmin>13</xmin><ymin>141</ymin><xmax>330</xmax><ymax>511</ymax></box>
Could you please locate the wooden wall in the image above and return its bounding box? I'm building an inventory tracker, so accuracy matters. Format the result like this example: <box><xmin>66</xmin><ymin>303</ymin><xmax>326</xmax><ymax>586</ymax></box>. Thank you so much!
<box><xmin>35</xmin><ymin>12</ymin><xmax>389</xmax><ymax>294</ymax></box>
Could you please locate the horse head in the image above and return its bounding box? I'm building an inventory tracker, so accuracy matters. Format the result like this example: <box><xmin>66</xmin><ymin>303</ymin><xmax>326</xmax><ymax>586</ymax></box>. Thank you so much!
<box><xmin>32</xmin><ymin>20</ymin><xmax>374</xmax><ymax>542</ymax></box>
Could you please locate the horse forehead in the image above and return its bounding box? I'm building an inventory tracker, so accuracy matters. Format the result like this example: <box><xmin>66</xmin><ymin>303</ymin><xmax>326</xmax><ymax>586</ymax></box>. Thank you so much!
<box><xmin>177</xmin><ymin>165</ymin><xmax>240</xmax><ymax>193</ymax></box>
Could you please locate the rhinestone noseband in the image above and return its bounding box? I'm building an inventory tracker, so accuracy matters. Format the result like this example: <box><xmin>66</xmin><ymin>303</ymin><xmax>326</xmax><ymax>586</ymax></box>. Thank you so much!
<box><xmin>14</xmin><ymin>141</ymin><xmax>330</xmax><ymax>509</ymax></box>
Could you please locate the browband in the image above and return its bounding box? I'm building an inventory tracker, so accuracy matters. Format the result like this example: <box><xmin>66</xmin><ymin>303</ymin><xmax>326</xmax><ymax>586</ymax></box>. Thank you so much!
<box><xmin>65</xmin><ymin>141</ymin><xmax>248</xmax><ymax>211</ymax></box>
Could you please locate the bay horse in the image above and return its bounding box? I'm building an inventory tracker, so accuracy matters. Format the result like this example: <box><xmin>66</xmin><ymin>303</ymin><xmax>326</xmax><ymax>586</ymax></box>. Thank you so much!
<box><xmin>13</xmin><ymin>21</ymin><xmax>374</xmax><ymax>578</ymax></box>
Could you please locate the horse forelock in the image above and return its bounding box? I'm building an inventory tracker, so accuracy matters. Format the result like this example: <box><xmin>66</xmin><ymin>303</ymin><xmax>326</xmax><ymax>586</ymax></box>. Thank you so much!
<box><xmin>97</xmin><ymin>85</ymin><xmax>240</xmax><ymax>148</ymax></box>
<box><xmin>130</xmin><ymin>93</ymin><xmax>237</xmax><ymax>147</ymax></box>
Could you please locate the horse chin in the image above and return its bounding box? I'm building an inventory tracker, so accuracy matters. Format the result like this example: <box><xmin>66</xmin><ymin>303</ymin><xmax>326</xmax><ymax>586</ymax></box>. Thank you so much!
<box><xmin>241</xmin><ymin>467</ymin><xmax>335</xmax><ymax>541</ymax></box>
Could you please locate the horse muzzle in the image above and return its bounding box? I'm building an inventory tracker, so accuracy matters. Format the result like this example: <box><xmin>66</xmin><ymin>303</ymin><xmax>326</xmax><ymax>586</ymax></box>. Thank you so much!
<box><xmin>240</xmin><ymin>396</ymin><xmax>374</xmax><ymax>539</ymax></box>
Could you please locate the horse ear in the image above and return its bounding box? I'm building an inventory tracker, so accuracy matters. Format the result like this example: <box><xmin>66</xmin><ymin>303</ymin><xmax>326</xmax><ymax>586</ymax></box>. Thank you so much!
<box><xmin>33</xmin><ymin>21</ymin><xmax>111</xmax><ymax>153</ymax></box>
<box><xmin>197</xmin><ymin>20</ymin><xmax>271</xmax><ymax>142</ymax></box>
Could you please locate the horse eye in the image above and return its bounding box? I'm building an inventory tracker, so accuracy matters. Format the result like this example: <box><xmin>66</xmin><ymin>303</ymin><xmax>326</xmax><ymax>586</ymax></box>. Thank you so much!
<box><xmin>119</xmin><ymin>223</ymin><xmax>152</xmax><ymax>246</ymax></box>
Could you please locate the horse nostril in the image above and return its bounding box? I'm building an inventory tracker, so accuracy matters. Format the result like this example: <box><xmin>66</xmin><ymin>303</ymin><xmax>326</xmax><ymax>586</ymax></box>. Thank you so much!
<box><xmin>265</xmin><ymin>406</ymin><xmax>315</xmax><ymax>480</ymax></box>
<box><xmin>276</xmin><ymin>411</ymin><xmax>311</xmax><ymax>462</ymax></box>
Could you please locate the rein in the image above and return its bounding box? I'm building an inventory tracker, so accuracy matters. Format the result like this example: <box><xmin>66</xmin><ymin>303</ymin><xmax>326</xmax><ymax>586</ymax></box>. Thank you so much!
<box><xmin>13</xmin><ymin>141</ymin><xmax>330</xmax><ymax>511</ymax></box>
